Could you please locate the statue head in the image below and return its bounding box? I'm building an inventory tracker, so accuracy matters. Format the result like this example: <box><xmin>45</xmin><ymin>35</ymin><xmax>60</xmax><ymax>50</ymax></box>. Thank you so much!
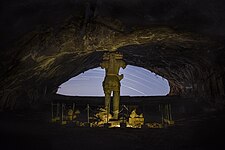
<box><xmin>103</xmin><ymin>52</ymin><xmax>123</xmax><ymax>61</ymax></box>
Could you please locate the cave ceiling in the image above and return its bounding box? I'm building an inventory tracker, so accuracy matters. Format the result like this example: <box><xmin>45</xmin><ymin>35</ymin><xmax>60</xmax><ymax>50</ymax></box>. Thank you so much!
<box><xmin>0</xmin><ymin>0</ymin><xmax>225</xmax><ymax>109</ymax></box>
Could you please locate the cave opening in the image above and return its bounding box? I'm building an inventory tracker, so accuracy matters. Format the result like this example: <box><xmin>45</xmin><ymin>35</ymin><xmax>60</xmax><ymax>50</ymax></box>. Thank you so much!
<box><xmin>56</xmin><ymin>65</ymin><xmax>170</xmax><ymax>97</ymax></box>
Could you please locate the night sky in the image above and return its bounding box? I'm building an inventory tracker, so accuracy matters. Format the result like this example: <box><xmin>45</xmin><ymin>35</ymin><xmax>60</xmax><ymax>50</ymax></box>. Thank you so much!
<box><xmin>57</xmin><ymin>65</ymin><xmax>170</xmax><ymax>96</ymax></box>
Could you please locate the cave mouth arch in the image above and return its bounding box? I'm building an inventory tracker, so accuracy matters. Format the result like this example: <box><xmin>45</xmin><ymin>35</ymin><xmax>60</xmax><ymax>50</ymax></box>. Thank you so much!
<box><xmin>57</xmin><ymin>65</ymin><xmax>170</xmax><ymax>96</ymax></box>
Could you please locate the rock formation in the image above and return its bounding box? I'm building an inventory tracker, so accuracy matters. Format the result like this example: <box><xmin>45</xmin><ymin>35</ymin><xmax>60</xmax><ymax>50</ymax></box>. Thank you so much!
<box><xmin>0</xmin><ymin>0</ymin><xmax>224</xmax><ymax>110</ymax></box>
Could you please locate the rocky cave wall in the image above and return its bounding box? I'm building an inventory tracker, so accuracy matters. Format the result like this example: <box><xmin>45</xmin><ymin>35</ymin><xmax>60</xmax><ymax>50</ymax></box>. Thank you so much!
<box><xmin>0</xmin><ymin>0</ymin><xmax>225</xmax><ymax>110</ymax></box>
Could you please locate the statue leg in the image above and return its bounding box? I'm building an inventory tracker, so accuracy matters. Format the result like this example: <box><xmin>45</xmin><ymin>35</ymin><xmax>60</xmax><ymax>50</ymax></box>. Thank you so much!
<box><xmin>104</xmin><ymin>91</ymin><xmax>111</xmax><ymax>119</ymax></box>
<box><xmin>112</xmin><ymin>90</ymin><xmax>120</xmax><ymax>120</ymax></box>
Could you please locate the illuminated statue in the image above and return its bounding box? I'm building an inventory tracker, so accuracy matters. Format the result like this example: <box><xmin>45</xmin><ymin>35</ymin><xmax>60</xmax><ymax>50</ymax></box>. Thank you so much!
<box><xmin>100</xmin><ymin>52</ymin><xmax>126</xmax><ymax>120</ymax></box>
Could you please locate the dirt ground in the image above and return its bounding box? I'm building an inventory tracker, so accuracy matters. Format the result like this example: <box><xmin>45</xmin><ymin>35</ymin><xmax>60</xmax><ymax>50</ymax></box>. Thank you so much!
<box><xmin>0</xmin><ymin>109</ymin><xmax>225</xmax><ymax>150</ymax></box>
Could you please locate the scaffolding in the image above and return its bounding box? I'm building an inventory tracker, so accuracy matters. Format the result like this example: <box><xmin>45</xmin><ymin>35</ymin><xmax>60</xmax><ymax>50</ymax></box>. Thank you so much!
<box><xmin>51</xmin><ymin>101</ymin><xmax>174</xmax><ymax>128</ymax></box>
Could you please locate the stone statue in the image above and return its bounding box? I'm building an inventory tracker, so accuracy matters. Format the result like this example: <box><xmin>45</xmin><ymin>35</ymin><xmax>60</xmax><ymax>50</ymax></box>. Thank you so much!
<box><xmin>100</xmin><ymin>52</ymin><xmax>126</xmax><ymax>120</ymax></box>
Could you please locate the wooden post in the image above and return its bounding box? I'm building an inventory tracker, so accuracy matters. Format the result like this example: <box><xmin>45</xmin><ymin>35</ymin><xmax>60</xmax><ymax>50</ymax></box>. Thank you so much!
<box><xmin>166</xmin><ymin>104</ymin><xmax>169</xmax><ymax>120</ymax></box>
<box><xmin>61</xmin><ymin>103</ymin><xmax>64</xmax><ymax>124</ymax></box>
<box><xmin>72</xmin><ymin>103</ymin><xmax>75</xmax><ymax>112</ymax></box>
<box><xmin>169</xmin><ymin>104</ymin><xmax>172</xmax><ymax>121</ymax></box>
<box><xmin>122</xmin><ymin>105</ymin><xmax>125</xmax><ymax>123</ymax></box>
<box><xmin>87</xmin><ymin>104</ymin><xmax>90</xmax><ymax>124</ymax></box>
<box><xmin>56</xmin><ymin>103</ymin><xmax>59</xmax><ymax>118</ymax></box>
<box><xmin>160</xmin><ymin>104</ymin><xmax>164</xmax><ymax>124</ymax></box>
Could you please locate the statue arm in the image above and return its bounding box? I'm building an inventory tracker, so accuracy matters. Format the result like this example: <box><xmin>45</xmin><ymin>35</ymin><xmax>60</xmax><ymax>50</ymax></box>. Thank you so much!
<box><xmin>100</xmin><ymin>61</ymin><xmax>108</xmax><ymax>69</ymax></box>
<box><xmin>120</xmin><ymin>60</ymin><xmax>127</xmax><ymax>69</ymax></box>
<box><xmin>118</xmin><ymin>74</ymin><xmax>124</xmax><ymax>80</ymax></box>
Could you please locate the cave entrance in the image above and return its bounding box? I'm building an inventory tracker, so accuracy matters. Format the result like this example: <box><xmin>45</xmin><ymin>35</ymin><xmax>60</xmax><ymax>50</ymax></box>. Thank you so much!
<box><xmin>54</xmin><ymin>65</ymin><xmax>171</xmax><ymax>127</ymax></box>
<box><xmin>56</xmin><ymin>65</ymin><xmax>170</xmax><ymax>96</ymax></box>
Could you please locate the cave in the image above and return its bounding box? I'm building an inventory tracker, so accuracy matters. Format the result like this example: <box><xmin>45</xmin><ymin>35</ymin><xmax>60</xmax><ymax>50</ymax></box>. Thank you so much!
<box><xmin>0</xmin><ymin>0</ymin><xmax>225</xmax><ymax>150</ymax></box>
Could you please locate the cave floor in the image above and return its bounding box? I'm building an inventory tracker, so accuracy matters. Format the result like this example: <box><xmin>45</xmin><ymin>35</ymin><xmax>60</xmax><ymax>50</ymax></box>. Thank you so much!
<box><xmin>0</xmin><ymin>109</ymin><xmax>225</xmax><ymax>150</ymax></box>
